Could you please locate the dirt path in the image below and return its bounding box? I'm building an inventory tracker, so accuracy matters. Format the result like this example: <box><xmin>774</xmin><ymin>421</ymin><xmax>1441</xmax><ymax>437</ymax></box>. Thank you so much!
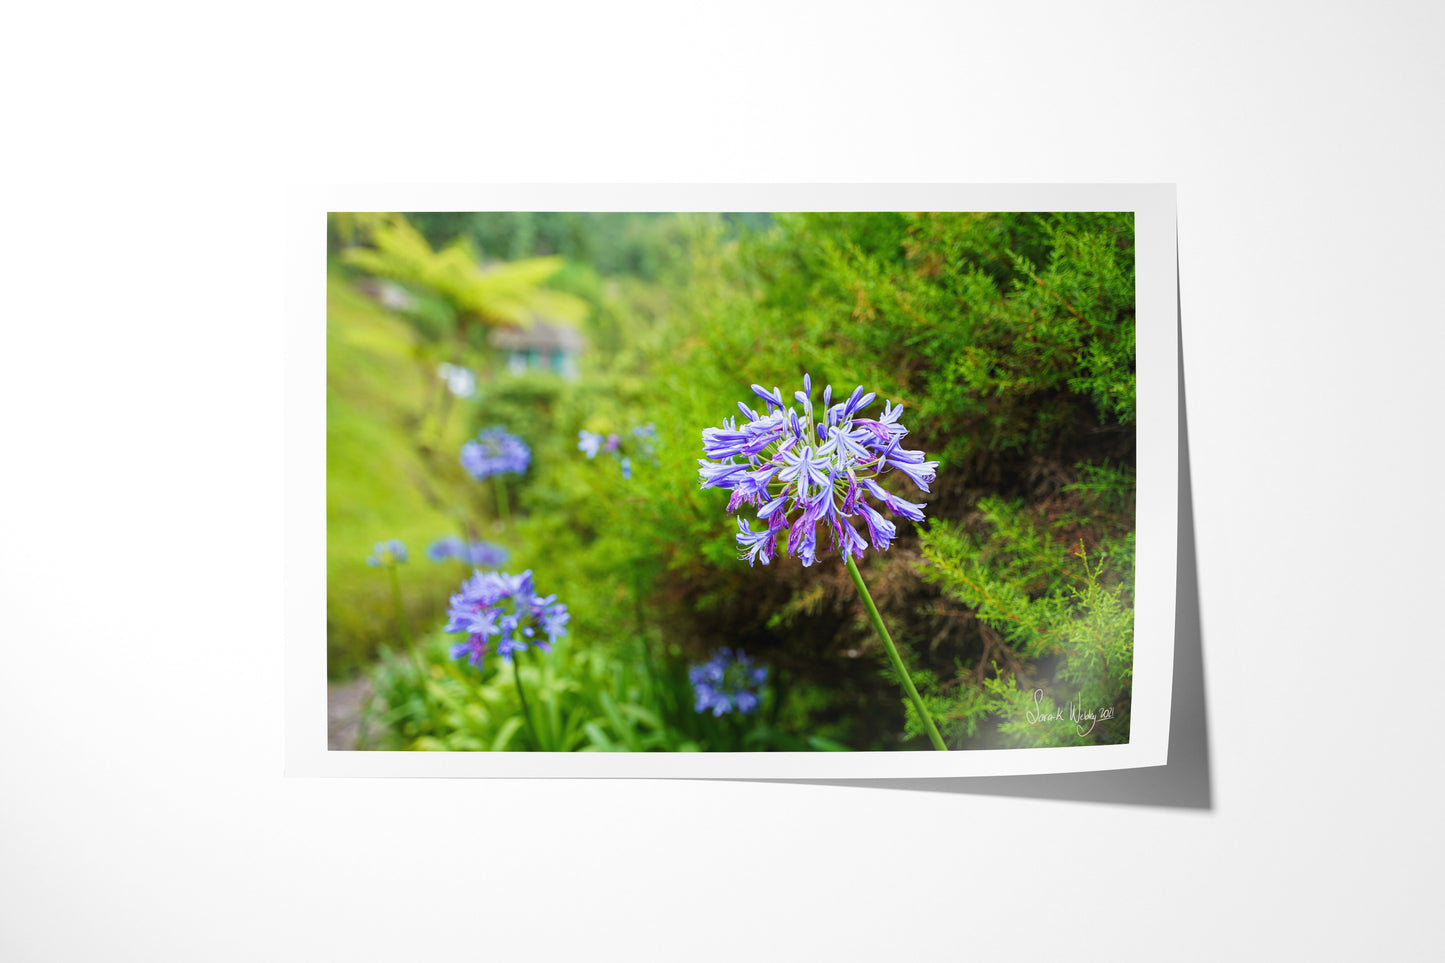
<box><xmin>327</xmin><ymin>677</ymin><xmax>373</xmax><ymax>750</ymax></box>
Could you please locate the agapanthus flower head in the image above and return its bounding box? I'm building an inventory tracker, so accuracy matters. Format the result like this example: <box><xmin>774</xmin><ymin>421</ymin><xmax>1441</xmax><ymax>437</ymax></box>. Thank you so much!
<box><xmin>426</xmin><ymin>535</ymin><xmax>465</xmax><ymax>561</ymax></box>
<box><xmin>689</xmin><ymin>647</ymin><xmax>769</xmax><ymax>716</ymax></box>
<box><xmin>461</xmin><ymin>540</ymin><xmax>509</xmax><ymax>567</ymax></box>
<box><xmin>698</xmin><ymin>375</ymin><xmax>937</xmax><ymax>567</ymax></box>
<box><xmin>365</xmin><ymin>539</ymin><xmax>408</xmax><ymax>567</ymax></box>
<box><xmin>444</xmin><ymin>569</ymin><xmax>569</xmax><ymax>671</ymax></box>
<box><xmin>461</xmin><ymin>427</ymin><xmax>530</xmax><ymax>481</ymax></box>
<box><xmin>426</xmin><ymin>536</ymin><xmax>509</xmax><ymax>567</ymax></box>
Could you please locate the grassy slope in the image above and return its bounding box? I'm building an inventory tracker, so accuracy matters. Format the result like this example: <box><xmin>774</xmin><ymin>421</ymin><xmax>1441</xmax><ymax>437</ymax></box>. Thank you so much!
<box><xmin>326</xmin><ymin>271</ymin><xmax>489</xmax><ymax>675</ymax></box>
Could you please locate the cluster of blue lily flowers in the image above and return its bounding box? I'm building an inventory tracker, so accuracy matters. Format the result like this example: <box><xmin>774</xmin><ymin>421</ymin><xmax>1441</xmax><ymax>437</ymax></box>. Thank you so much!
<box><xmin>697</xmin><ymin>374</ymin><xmax>938</xmax><ymax>567</ymax></box>
<box><xmin>445</xmin><ymin>570</ymin><xmax>571</xmax><ymax>670</ymax></box>
<box><xmin>461</xmin><ymin>427</ymin><xmax>531</xmax><ymax>481</ymax></box>
<box><xmin>369</xmin><ymin>407</ymin><xmax>802</xmax><ymax>733</ymax></box>
<box><xmin>689</xmin><ymin>648</ymin><xmax>768</xmax><ymax>716</ymax></box>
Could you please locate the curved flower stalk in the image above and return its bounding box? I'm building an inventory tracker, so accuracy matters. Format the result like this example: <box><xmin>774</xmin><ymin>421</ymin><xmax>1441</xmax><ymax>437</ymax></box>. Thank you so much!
<box><xmin>698</xmin><ymin>375</ymin><xmax>948</xmax><ymax>750</ymax></box>
<box><xmin>366</xmin><ymin>539</ymin><xmax>428</xmax><ymax>708</ymax></box>
<box><xmin>461</xmin><ymin>427</ymin><xmax>530</xmax><ymax>521</ymax></box>
<box><xmin>444</xmin><ymin>569</ymin><xmax>570</xmax><ymax>750</ymax></box>
<box><xmin>429</xmin><ymin>363</ymin><xmax>478</xmax><ymax>447</ymax></box>
<box><xmin>689</xmin><ymin>648</ymin><xmax>769</xmax><ymax>716</ymax></box>
<box><xmin>365</xmin><ymin>540</ymin><xmax>411</xmax><ymax>644</ymax></box>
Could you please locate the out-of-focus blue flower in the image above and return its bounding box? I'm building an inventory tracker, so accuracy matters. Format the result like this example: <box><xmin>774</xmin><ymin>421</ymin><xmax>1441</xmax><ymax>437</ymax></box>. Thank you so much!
<box><xmin>444</xmin><ymin>569</ymin><xmax>569</xmax><ymax>671</ymax></box>
<box><xmin>578</xmin><ymin>422</ymin><xmax>659</xmax><ymax>479</ymax></box>
<box><xmin>578</xmin><ymin>429</ymin><xmax>604</xmax><ymax>459</ymax></box>
<box><xmin>365</xmin><ymin>539</ymin><xmax>408</xmax><ymax>567</ymax></box>
<box><xmin>461</xmin><ymin>427</ymin><xmax>530</xmax><ymax>481</ymax></box>
<box><xmin>462</xmin><ymin>540</ymin><xmax>509</xmax><ymax>567</ymax></box>
<box><xmin>689</xmin><ymin>648</ymin><xmax>769</xmax><ymax>716</ymax></box>
<box><xmin>436</xmin><ymin>362</ymin><xmax>477</xmax><ymax>399</ymax></box>
<box><xmin>427</xmin><ymin>536</ymin><xmax>509</xmax><ymax>567</ymax></box>
<box><xmin>697</xmin><ymin>376</ymin><xmax>937</xmax><ymax>567</ymax></box>
<box><xmin>426</xmin><ymin>535</ymin><xmax>465</xmax><ymax>562</ymax></box>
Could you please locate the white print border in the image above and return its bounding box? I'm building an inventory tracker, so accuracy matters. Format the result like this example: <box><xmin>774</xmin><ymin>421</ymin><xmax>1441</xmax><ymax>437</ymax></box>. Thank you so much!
<box><xmin>285</xmin><ymin>183</ymin><xmax>1178</xmax><ymax>779</ymax></box>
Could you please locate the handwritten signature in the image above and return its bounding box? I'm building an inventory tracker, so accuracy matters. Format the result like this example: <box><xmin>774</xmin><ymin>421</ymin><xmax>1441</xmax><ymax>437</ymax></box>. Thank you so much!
<box><xmin>1027</xmin><ymin>688</ymin><xmax>1115</xmax><ymax>737</ymax></box>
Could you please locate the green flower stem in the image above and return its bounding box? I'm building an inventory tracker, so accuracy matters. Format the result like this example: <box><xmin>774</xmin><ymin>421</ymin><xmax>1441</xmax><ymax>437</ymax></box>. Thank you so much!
<box><xmin>386</xmin><ymin>565</ymin><xmax>413</xmax><ymax>648</ymax></box>
<box><xmin>512</xmin><ymin>660</ymin><xmax>541</xmax><ymax>751</ymax></box>
<box><xmin>493</xmin><ymin>474</ymin><xmax>511</xmax><ymax>523</ymax></box>
<box><xmin>619</xmin><ymin>498</ymin><xmax>654</xmax><ymax>679</ymax></box>
<box><xmin>843</xmin><ymin>554</ymin><xmax>948</xmax><ymax>751</ymax></box>
<box><xmin>387</xmin><ymin>564</ymin><xmax>435</xmax><ymax>715</ymax></box>
<box><xmin>631</xmin><ymin>563</ymin><xmax>647</xmax><ymax>638</ymax></box>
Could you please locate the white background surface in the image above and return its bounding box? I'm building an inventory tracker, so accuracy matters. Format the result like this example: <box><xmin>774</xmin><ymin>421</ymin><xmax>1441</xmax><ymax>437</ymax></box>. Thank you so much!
<box><xmin>3</xmin><ymin>2</ymin><xmax>1441</xmax><ymax>961</ymax></box>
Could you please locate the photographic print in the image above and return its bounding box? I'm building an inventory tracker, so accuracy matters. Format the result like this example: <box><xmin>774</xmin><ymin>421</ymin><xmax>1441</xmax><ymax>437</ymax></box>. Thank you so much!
<box><xmin>290</xmin><ymin>185</ymin><xmax>1178</xmax><ymax>778</ymax></box>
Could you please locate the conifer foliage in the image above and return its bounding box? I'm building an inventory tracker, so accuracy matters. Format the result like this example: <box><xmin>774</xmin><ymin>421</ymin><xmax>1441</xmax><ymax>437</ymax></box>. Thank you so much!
<box><xmin>651</xmin><ymin>211</ymin><xmax>1137</xmax><ymax>748</ymax></box>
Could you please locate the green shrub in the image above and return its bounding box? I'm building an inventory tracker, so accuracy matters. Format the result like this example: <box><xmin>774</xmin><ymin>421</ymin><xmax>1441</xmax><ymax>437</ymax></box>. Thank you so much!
<box><xmin>616</xmin><ymin>211</ymin><xmax>1138</xmax><ymax>748</ymax></box>
<box><xmin>916</xmin><ymin>473</ymin><xmax>1135</xmax><ymax>747</ymax></box>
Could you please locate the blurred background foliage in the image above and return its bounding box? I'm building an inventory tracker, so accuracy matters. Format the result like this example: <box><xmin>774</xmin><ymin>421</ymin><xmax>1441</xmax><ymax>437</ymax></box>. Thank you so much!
<box><xmin>327</xmin><ymin>208</ymin><xmax>1136</xmax><ymax>751</ymax></box>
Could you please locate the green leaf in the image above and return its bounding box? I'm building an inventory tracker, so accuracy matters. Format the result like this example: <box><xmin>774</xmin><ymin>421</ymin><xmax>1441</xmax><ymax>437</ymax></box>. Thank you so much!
<box><xmin>490</xmin><ymin>716</ymin><xmax>525</xmax><ymax>752</ymax></box>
